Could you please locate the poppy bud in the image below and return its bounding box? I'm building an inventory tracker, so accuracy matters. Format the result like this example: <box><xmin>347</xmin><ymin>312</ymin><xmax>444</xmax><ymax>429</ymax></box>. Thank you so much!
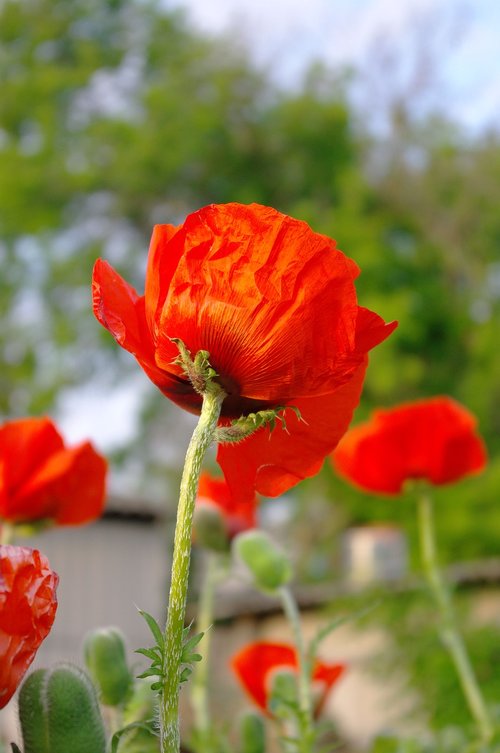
<box><xmin>193</xmin><ymin>503</ymin><xmax>230</xmax><ymax>552</ymax></box>
<box><xmin>83</xmin><ymin>626</ymin><xmax>132</xmax><ymax>706</ymax></box>
<box><xmin>234</xmin><ymin>530</ymin><xmax>292</xmax><ymax>592</ymax></box>
<box><xmin>18</xmin><ymin>664</ymin><xmax>106</xmax><ymax>753</ymax></box>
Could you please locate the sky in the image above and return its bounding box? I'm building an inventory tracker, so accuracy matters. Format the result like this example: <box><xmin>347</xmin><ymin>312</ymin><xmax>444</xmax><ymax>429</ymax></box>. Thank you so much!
<box><xmin>169</xmin><ymin>0</ymin><xmax>500</xmax><ymax>133</ymax></box>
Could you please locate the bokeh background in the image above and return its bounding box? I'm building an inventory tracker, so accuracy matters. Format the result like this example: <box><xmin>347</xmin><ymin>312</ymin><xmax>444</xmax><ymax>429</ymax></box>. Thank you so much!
<box><xmin>1</xmin><ymin>0</ymin><xmax>500</xmax><ymax>747</ymax></box>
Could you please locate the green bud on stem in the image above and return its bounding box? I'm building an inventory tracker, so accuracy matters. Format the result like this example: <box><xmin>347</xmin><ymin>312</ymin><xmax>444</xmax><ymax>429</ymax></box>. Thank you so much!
<box><xmin>234</xmin><ymin>530</ymin><xmax>292</xmax><ymax>593</ymax></box>
<box><xmin>18</xmin><ymin>664</ymin><xmax>106</xmax><ymax>753</ymax></box>
<box><xmin>84</xmin><ymin>626</ymin><xmax>132</xmax><ymax>706</ymax></box>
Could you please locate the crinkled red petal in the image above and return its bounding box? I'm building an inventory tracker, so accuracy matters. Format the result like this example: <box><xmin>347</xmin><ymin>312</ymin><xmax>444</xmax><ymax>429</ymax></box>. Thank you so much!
<box><xmin>217</xmin><ymin>361</ymin><xmax>367</xmax><ymax>499</ymax></box>
<box><xmin>0</xmin><ymin>546</ymin><xmax>58</xmax><ymax>708</ymax></box>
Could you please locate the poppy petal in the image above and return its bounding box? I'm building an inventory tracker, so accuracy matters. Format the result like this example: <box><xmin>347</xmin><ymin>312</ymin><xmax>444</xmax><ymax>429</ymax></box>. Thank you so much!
<box><xmin>332</xmin><ymin>396</ymin><xmax>487</xmax><ymax>494</ymax></box>
<box><xmin>154</xmin><ymin>204</ymin><xmax>367</xmax><ymax>401</ymax></box>
<box><xmin>231</xmin><ymin>642</ymin><xmax>297</xmax><ymax>712</ymax></box>
<box><xmin>0</xmin><ymin>418</ymin><xmax>108</xmax><ymax>527</ymax></box>
<box><xmin>92</xmin><ymin>258</ymin><xmax>193</xmax><ymax>404</ymax></box>
<box><xmin>0</xmin><ymin>546</ymin><xmax>58</xmax><ymax>708</ymax></box>
<box><xmin>14</xmin><ymin>442</ymin><xmax>107</xmax><ymax>525</ymax></box>
<box><xmin>196</xmin><ymin>473</ymin><xmax>257</xmax><ymax>538</ymax></box>
<box><xmin>217</xmin><ymin>361</ymin><xmax>367</xmax><ymax>499</ymax></box>
<box><xmin>0</xmin><ymin>418</ymin><xmax>63</xmax><ymax>499</ymax></box>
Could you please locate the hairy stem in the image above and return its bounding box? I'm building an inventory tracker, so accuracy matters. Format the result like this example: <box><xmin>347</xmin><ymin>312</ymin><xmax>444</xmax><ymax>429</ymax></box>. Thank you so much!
<box><xmin>160</xmin><ymin>387</ymin><xmax>225</xmax><ymax>753</ymax></box>
<box><xmin>417</xmin><ymin>492</ymin><xmax>493</xmax><ymax>743</ymax></box>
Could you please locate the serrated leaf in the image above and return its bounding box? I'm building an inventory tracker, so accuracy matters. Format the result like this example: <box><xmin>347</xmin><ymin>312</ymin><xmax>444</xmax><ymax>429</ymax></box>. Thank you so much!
<box><xmin>135</xmin><ymin>647</ymin><xmax>161</xmax><ymax>661</ymax></box>
<box><xmin>137</xmin><ymin>609</ymin><xmax>164</xmax><ymax>646</ymax></box>
<box><xmin>182</xmin><ymin>631</ymin><xmax>204</xmax><ymax>653</ymax></box>
<box><xmin>137</xmin><ymin>669</ymin><xmax>161</xmax><ymax>679</ymax></box>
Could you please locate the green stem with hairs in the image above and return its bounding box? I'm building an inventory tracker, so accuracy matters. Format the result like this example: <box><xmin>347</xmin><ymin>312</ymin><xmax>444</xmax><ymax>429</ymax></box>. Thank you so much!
<box><xmin>417</xmin><ymin>492</ymin><xmax>494</xmax><ymax>743</ymax></box>
<box><xmin>160</xmin><ymin>386</ymin><xmax>225</xmax><ymax>753</ymax></box>
<box><xmin>279</xmin><ymin>585</ymin><xmax>315</xmax><ymax>753</ymax></box>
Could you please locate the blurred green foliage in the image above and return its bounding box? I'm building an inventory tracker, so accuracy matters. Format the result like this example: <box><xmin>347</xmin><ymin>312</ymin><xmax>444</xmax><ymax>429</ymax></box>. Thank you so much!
<box><xmin>1</xmin><ymin>0</ymin><xmax>499</xmax><ymax>553</ymax></box>
<box><xmin>329</xmin><ymin>585</ymin><xmax>500</xmax><ymax>749</ymax></box>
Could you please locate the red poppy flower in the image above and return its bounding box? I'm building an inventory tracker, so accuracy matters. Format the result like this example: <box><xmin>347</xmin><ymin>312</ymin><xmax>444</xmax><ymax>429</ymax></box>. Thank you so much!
<box><xmin>0</xmin><ymin>417</ymin><xmax>107</xmax><ymax>526</ymax></box>
<box><xmin>0</xmin><ymin>545</ymin><xmax>58</xmax><ymax>707</ymax></box>
<box><xmin>195</xmin><ymin>472</ymin><xmax>257</xmax><ymax>540</ymax></box>
<box><xmin>332</xmin><ymin>396</ymin><xmax>487</xmax><ymax>495</ymax></box>
<box><xmin>231</xmin><ymin>641</ymin><xmax>345</xmax><ymax>717</ymax></box>
<box><xmin>92</xmin><ymin>203</ymin><xmax>396</xmax><ymax>498</ymax></box>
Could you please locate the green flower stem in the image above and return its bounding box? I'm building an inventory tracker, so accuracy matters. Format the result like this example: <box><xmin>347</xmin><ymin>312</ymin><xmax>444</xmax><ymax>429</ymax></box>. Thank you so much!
<box><xmin>417</xmin><ymin>492</ymin><xmax>494</xmax><ymax>743</ymax></box>
<box><xmin>279</xmin><ymin>585</ymin><xmax>315</xmax><ymax>753</ymax></box>
<box><xmin>160</xmin><ymin>387</ymin><xmax>225</xmax><ymax>753</ymax></box>
<box><xmin>191</xmin><ymin>551</ymin><xmax>219</xmax><ymax>736</ymax></box>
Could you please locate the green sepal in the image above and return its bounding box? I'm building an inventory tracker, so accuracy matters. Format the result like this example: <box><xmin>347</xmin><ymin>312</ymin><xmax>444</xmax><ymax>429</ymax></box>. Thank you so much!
<box><xmin>170</xmin><ymin>338</ymin><xmax>220</xmax><ymax>396</ymax></box>
<box><xmin>234</xmin><ymin>530</ymin><xmax>293</xmax><ymax>593</ymax></box>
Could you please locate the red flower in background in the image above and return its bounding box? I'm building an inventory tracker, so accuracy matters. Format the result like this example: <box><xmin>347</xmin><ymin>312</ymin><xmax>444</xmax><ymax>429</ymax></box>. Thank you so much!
<box><xmin>231</xmin><ymin>641</ymin><xmax>345</xmax><ymax>717</ymax></box>
<box><xmin>93</xmin><ymin>203</ymin><xmax>396</xmax><ymax>500</ymax></box>
<box><xmin>196</xmin><ymin>472</ymin><xmax>257</xmax><ymax>539</ymax></box>
<box><xmin>0</xmin><ymin>545</ymin><xmax>58</xmax><ymax>707</ymax></box>
<box><xmin>332</xmin><ymin>396</ymin><xmax>487</xmax><ymax>495</ymax></box>
<box><xmin>0</xmin><ymin>417</ymin><xmax>107</xmax><ymax>526</ymax></box>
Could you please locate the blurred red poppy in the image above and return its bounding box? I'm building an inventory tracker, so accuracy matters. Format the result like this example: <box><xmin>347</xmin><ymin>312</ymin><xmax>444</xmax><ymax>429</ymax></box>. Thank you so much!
<box><xmin>332</xmin><ymin>396</ymin><xmax>487</xmax><ymax>495</ymax></box>
<box><xmin>0</xmin><ymin>545</ymin><xmax>58</xmax><ymax>707</ymax></box>
<box><xmin>231</xmin><ymin>641</ymin><xmax>345</xmax><ymax>717</ymax></box>
<box><xmin>195</xmin><ymin>472</ymin><xmax>257</xmax><ymax>540</ymax></box>
<box><xmin>0</xmin><ymin>417</ymin><xmax>107</xmax><ymax>526</ymax></box>
<box><xmin>93</xmin><ymin>203</ymin><xmax>396</xmax><ymax>499</ymax></box>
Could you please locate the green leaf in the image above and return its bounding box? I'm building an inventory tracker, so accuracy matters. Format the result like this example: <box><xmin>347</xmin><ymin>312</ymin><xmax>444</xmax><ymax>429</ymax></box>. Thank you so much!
<box><xmin>135</xmin><ymin>648</ymin><xmax>161</xmax><ymax>662</ymax></box>
<box><xmin>110</xmin><ymin>721</ymin><xmax>158</xmax><ymax>753</ymax></box>
<box><xmin>136</xmin><ymin>669</ymin><xmax>161</xmax><ymax>680</ymax></box>
<box><xmin>182</xmin><ymin>631</ymin><xmax>204</xmax><ymax>654</ymax></box>
<box><xmin>137</xmin><ymin>610</ymin><xmax>164</xmax><ymax>647</ymax></box>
